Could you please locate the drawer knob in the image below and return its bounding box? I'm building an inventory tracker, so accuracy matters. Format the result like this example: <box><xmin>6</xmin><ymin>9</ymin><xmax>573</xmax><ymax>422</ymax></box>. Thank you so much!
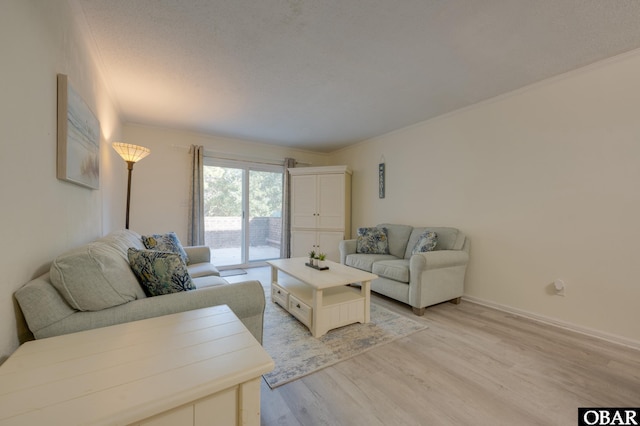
<box><xmin>296</xmin><ymin>303</ymin><xmax>301</xmax><ymax>308</ymax></box>
<box><xmin>277</xmin><ymin>290</ymin><xmax>281</xmax><ymax>294</ymax></box>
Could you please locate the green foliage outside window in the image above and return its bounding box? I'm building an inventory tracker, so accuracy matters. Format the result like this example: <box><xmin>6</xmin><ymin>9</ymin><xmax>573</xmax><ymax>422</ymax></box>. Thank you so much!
<box><xmin>204</xmin><ymin>166</ymin><xmax>282</xmax><ymax>218</ymax></box>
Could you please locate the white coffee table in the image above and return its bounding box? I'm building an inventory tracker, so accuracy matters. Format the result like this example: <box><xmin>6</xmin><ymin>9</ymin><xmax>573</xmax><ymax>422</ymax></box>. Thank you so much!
<box><xmin>266</xmin><ymin>258</ymin><xmax>378</xmax><ymax>337</ymax></box>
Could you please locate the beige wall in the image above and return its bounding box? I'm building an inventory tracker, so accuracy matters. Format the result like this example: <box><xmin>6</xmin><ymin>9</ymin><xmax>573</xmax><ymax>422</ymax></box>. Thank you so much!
<box><xmin>331</xmin><ymin>49</ymin><xmax>640</xmax><ymax>346</ymax></box>
<box><xmin>0</xmin><ymin>0</ymin><xmax>123</xmax><ymax>359</ymax></box>
<box><xmin>121</xmin><ymin>124</ymin><xmax>331</xmax><ymax>242</ymax></box>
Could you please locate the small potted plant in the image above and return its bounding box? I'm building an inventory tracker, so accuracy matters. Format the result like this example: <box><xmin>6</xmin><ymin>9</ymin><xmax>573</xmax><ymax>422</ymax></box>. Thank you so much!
<box><xmin>317</xmin><ymin>253</ymin><xmax>327</xmax><ymax>268</ymax></box>
<box><xmin>308</xmin><ymin>250</ymin><xmax>316</xmax><ymax>265</ymax></box>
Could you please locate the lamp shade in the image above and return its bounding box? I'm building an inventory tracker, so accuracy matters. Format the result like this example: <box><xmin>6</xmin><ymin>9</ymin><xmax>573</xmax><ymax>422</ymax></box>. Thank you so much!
<box><xmin>112</xmin><ymin>142</ymin><xmax>150</xmax><ymax>163</ymax></box>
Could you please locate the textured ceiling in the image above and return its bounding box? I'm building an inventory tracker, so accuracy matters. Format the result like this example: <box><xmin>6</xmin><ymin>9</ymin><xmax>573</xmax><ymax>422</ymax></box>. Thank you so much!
<box><xmin>73</xmin><ymin>0</ymin><xmax>640</xmax><ymax>152</ymax></box>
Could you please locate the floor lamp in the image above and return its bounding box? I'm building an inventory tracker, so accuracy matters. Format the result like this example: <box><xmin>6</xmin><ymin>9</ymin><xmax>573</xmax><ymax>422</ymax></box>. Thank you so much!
<box><xmin>112</xmin><ymin>142</ymin><xmax>151</xmax><ymax>230</ymax></box>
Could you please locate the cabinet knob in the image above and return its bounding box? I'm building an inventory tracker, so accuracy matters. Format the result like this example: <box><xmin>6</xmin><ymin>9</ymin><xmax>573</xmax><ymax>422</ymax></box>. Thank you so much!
<box><xmin>296</xmin><ymin>303</ymin><xmax>301</xmax><ymax>309</ymax></box>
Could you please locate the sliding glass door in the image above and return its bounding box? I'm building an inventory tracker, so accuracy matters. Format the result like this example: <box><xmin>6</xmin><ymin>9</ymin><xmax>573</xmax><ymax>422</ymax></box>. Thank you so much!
<box><xmin>203</xmin><ymin>159</ymin><xmax>283</xmax><ymax>268</ymax></box>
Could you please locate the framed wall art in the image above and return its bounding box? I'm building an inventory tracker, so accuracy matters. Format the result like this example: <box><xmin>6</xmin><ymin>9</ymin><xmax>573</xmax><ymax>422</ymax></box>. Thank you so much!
<box><xmin>57</xmin><ymin>73</ymin><xmax>100</xmax><ymax>189</ymax></box>
<box><xmin>379</xmin><ymin>162</ymin><xmax>385</xmax><ymax>198</ymax></box>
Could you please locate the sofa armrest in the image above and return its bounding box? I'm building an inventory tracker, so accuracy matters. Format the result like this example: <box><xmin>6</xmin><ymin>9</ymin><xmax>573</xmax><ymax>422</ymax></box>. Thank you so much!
<box><xmin>33</xmin><ymin>280</ymin><xmax>266</xmax><ymax>344</ymax></box>
<box><xmin>409</xmin><ymin>250</ymin><xmax>469</xmax><ymax>271</ymax></box>
<box><xmin>184</xmin><ymin>245</ymin><xmax>211</xmax><ymax>264</ymax></box>
<box><xmin>339</xmin><ymin>239</ymin><xmax>357</xmax><ymax>264</ymax></box>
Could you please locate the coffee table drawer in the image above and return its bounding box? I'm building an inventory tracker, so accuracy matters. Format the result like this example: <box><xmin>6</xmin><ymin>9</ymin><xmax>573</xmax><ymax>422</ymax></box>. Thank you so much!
<box><xmin>289</xmin><ymin>294</ymin><xmax>312</xmax><ymax>327</ymax></box>
<box><xmin>271</xmin><ymin>282</ymin><xmax>289</xmax><ymax>308</ymax></box>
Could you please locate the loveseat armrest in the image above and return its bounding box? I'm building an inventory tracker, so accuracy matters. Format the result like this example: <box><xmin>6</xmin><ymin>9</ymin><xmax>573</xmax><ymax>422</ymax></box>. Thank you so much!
<box><xmin>339</xmin><ymin>239</ymin><xmax>357</xmax><ymax>264</ymax></box>
<box><xmin>408</xmin><ymin>250</ymin><xmax>469</xmax><ymax>311</ymax></box>
<box><xmin>410</xmin><ymin>250</ymin><xmax>469</xmax><ymax>271</ymax></box>
<box><xmin>184</xmin><ymin>245</ymin><xmax>211</xmax><ymax>264</ymax></box>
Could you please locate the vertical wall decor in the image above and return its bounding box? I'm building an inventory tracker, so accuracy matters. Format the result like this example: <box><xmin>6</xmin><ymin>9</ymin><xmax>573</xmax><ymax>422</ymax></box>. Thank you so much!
<box><xmin>378</xmin><ymin>157</ymin><xmax>385</xmax><ymax>199</ymax></box>
<box><xmin>57</xmin><ymin>73</ymin><xmax>101</xmax><ymax>189</ymax></box>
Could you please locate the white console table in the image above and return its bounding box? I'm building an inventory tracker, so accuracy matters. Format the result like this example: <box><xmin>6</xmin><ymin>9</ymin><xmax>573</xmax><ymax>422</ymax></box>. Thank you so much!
<box><xmin>0</xmin><ymin>305</ymin><xmax>273</xmax><ymax>426</ymax></box>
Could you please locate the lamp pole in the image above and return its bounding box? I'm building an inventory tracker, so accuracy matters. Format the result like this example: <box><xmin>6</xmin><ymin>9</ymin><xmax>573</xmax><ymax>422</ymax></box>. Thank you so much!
<box><xmin>125</xmin><ymin>161</ymin><xmax>134</xmax><ymax>229</ymax></box>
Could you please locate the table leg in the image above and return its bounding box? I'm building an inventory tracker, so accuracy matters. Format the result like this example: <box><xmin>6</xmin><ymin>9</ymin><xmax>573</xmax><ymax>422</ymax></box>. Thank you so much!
<box><xmin>312</xmin><ymin>288</ymin><xmax>323</xmax><ymax>337</ymax></box>
<box><xmin>361</xmin><ymin>280</ymin><xmax>371</xmax><ymax>323</ymax></box>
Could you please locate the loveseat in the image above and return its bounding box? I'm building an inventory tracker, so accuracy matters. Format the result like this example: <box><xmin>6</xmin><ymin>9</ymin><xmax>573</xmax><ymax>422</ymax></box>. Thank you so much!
<box><xmin>339</xmin><ymin>224</ymin><xmax>469</xmax><ymax>315</ymax></box>
<box><xmin>14</xmin><ymin>229</ymin><xmax>266</xmax><ymax>343</ymax></box>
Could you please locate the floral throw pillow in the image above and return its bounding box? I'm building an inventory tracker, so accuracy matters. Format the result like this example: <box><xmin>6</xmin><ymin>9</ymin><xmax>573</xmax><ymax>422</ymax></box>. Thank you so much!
<box><xmin>127</xmin><ymin>248</ymin><xmax>195</xmax><ymax>297</ymax></box>
<box><xmin>141</xmin><ymin>232</ymin><xmax>189</xmax><ymax>264</ymax></box>
<box><xmin>356</xmin><ymin>227</ymin><xmax>390</xmax><ymax>254</ymax></box>
<box><xmin>412</xmin><ymin>231</ymin><xmax>438</xmax><ymax>255</ymax></box>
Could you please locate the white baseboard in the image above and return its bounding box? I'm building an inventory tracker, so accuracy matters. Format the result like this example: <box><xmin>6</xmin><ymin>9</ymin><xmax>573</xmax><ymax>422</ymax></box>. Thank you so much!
<box><xmin>462</xmin><ymin>295</ymin><xmax>640</xmax><ymax>351</ymax></box>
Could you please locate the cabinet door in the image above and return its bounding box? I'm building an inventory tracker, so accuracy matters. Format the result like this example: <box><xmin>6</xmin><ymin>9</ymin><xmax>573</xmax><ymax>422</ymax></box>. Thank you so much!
<box><xmin>317</xmin><ymin>231</ymin><xmax>344</xmax><ymax>263</ymax></box>
<box><xmin>317</xmin><ymin>174</ymin><xmax>345</xmax><ymax>230</ymax></box>
<box><xmin>291</xmin><ymin>230</ymin><xmax>318</xmax><ymax>258</ymax></box>
<box><xmin>291</xmin><ymin>175</ymin><xmax>317</xmax><ymax>228</ymax></box>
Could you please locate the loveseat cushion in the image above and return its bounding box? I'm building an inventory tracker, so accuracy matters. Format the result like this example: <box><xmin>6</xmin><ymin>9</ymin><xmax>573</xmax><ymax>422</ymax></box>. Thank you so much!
<box><xmin>356</xmin><ymin>227</ymin><xmax>390</xmax><ymax>254</ymax></box>
<box><xmin>128</xmin><ymin>248</ymin><xmax>196</xmax><ymax>296</ymax></box>
<box><xmin>404</xmin><ymin>227</ymin><xmax>462</xmax><ymax>258</ymax></box>
<box><xmin>372</xmin><ymin>259</ymin><xmax>410</xmax><ymax>283</ymax></box>
<box><xmin>49</xmin><ymin>242</ymin><xmax>142</xmax><ymax>311</ymax></box>
<box><xmin>345</xmin><ymin>253</ymin><xmax>397</xmax><ymax>272</ymax></box>
<box><xmin>377</xmin><ymin>224</ymin><xmax>413</xmax><ymax>258</ymax></box>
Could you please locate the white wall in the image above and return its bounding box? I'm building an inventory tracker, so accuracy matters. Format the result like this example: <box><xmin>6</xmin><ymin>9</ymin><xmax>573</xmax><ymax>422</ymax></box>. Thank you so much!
<box><xmin>0</xmin><ymin>0</ymin><xmax>123</xmax><ymax>359</ymax></box>
<box><xmin>122</xmin><ymin>124</ymin><xmax>331</xmax><ymax>242</ymax></box>
<box><xmin>331</xmin><ymin>50</ymin><xmax>640</xmax><ymax>346</ymax></box>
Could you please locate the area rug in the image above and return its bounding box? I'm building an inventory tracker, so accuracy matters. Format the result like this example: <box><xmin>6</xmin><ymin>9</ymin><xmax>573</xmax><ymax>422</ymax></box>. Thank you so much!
<box><xmin>262</xmin><ymin>293</ymin><xmax>428</xmax><ymax>388</ymax></box>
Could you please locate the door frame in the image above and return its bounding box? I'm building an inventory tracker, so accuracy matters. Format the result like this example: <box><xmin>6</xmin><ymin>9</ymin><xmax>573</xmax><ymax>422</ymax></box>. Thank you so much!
<box><xmin>203</xmin><ymin>157</ymin><xmax>283</xmax><ymax>268</ymax></box>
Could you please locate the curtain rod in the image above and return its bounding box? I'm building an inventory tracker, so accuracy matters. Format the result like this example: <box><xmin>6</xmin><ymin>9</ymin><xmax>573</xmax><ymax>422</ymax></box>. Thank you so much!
<box><xmin>171</xmin><ymin>145</ymin><xmax>311</xmax><ymax>166</ymax></box>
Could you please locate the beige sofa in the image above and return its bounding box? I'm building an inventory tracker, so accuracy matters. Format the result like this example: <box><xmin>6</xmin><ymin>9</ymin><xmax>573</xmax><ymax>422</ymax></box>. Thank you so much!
<box><xmin>14</xmin><ymin>229</ymin><xmax>265</xmax><ymax>343</ymax></box>
<box><xmin>340</xmin><ymin>224</ymin><xmax>469</xmax><ymax>315</ymax></box>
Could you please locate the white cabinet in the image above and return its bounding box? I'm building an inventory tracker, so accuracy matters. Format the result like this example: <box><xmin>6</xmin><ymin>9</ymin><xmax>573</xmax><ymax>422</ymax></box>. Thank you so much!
<box><xmin>291</xmin><ymin>230</ymin><xmax>344</xmax><ymax>263</ymax></box>
<box><xmin>289</xmin><ymin>166</ymin><xmax>351</xmax><ymax>262</ymax></box>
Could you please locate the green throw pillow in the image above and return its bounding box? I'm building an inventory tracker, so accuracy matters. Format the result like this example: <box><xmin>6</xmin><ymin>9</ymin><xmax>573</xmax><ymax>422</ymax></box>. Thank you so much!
<box><xmin>128</xmin><ymin>248</ymin><xmax>195</xmax><ymax>297</ymax></box>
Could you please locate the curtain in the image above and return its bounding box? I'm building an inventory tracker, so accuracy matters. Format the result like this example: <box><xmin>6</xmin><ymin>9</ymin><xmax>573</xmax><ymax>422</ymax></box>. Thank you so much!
<box><xmin>281</xmin><ymin>157</ymin><xmax>296</xmax><ymax>258</ymax></box>
<box><xmin>188</xmin><ymin>145</ymin><xmax>205</xmax><ymax>246</ymax></box>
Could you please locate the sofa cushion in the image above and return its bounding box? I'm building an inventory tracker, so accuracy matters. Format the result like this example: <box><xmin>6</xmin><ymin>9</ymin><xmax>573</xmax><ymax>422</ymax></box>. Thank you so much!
<box><xmin>14</xmin><ymin>273</ymin><xmax>77</xmax><ymax>335</ymax></box>
<box><xmin>188</xmin><ymin>262</ymin><xmax>221</xmax><ymax>278</ymax></box>
<box><xmin>99</xmin><ymin>229</ymin><xmax>146</xmax><ymax>255</ymax></box>
<box><xmin>404</xmin><ymin>227</ymin><xmax>462</xmax><ymax>258</ymax></box>
<box><xmin>372</xmin><ymin>259</ymin><xmax>410</xmax><ymax>283</ymax></box>
<box><xmin>356</xmin><ymin>227</ymin><xmax>390</xmax><ymax>254</ymax></box>
<box><xmin>49</xmin><ymin>242</ymin><xmax>141</xmax><ymax>311</ymax></box>
<box><xmin>377</xmin><ymin>224</ymin><xmax>413</xmax><ymax>258</ymax></box>
<box><xmin>128</xmin><ymin>248</ymin><xmax>196</xmax><ymax>296</ymax></box>
<box><xmin>141</xmin><ymin>232</ymin><xmax>189</xmax><ymax>263</ymax></box>
<box><xmin>345</xmin><ymin>253</ymin><xmax>397</xmax><ymax>272</ymax></box>
<box><xmin>411</xmin><ymin>231</ymin><xmax>438</xmax><ymax>255</ymax></box>
<box><xmin>192</xmin><ymin>275</ymin><xmax>229</xmax><ymax>288</ymax></box>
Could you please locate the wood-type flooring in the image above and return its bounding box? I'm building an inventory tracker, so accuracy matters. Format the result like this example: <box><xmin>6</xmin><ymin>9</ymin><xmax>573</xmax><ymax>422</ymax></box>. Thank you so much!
<box><xmin>227</xmin><ymin>267</ymin><xmax>640</xmax><ymax>426</ymax></box>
